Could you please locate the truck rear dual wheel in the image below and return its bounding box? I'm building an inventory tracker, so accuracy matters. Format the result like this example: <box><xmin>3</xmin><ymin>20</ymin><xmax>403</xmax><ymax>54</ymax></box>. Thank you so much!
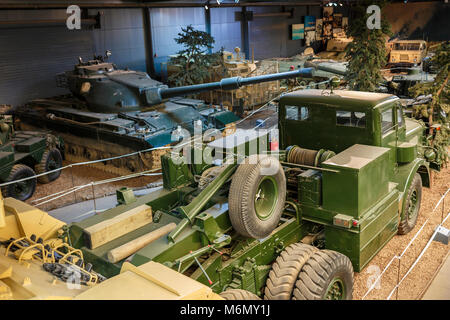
<box><xmin>228</xmin><ymin>155</ymin><xmax>286</xmax><ymax>239</ymax></box>
<box><xmin>398</xmin><ymin>173</ymin><xmax>422</xmax><ymax>235</ymax></box>
<box><xmin>220</xmin><ymin>289</ymin><xmax>261</xmax><ymax>300</ymax></box>
<box><xmin>264</xmin><ymin>243</ymin><xmax>318</xmax><ymax>300</ymax></box>
<box><xmin>35</xmin><ymin>148</ymin><xmax>63</xmax><ymax>184</ymax></box>
<box><xmin>265</xmin><ymin>244</ymin><xmax>353</xmax><ymax>300</ymax></box>
<box><xmin>1</xmin><ymin>164</ymin><xmax>37</xmax><ymax>201</ymax></box>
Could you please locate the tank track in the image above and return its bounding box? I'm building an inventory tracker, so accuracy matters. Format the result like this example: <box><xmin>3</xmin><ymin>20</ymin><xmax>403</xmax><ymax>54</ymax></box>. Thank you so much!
<box><xmin>18</xmin><ymin>123</ymin><xmax>167</xmax><ymax>176</ymax></box>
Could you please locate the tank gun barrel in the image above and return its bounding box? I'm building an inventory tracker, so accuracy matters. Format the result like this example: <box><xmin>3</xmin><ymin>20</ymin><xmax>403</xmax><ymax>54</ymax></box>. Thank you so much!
<box><xmin>145</xmin><ymin>68</ymin><xmax>313</xmax><ymax>105</ymax></box>
<box><xmin>304</xmin><ymin>61</ymin><xmax>346</xmax><ymax>76</ymax></box>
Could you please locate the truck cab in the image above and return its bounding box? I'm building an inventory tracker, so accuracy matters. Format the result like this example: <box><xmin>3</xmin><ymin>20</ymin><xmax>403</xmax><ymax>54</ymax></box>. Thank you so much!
<box><xmin>278</xmin><ymin>89</ymin><xmax>432</xmax><ymax>179</ymax></box>
<box><xmin>278</xmin><ymin>89</ymin><xmax>434</xmax><ymax>270</ymax></box>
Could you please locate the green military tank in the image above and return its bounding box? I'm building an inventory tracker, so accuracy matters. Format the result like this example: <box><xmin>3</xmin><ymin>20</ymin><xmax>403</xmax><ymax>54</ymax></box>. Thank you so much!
<box><xmin>66</xmin><ymin>86</ymin><xmax>443</xmax><ymax>300</ymax></box>
<box><xmin>387</xmin><ymin>67</ymin><xmax>436</xmax><ymax>97</ymax></box>
<box><xmin>14</xmin><ymin>52</ymin><xmax>311</xmax><ymax>175</ymax></box>
<box><xmin>0</xmin><ymin>116</ymin><xmax>63</xmax><ymax>200</ymax></box>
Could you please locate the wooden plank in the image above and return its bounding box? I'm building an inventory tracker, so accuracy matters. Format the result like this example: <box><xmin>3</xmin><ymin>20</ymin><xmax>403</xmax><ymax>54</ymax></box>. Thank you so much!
<box><xmin>84</xmin><ymin>204</ymin><xmax>152</xmax><ymax>249</ymax></box>
<box><xmin>107</xmin><ymin>223</ymin><xmax>176</xmax><ymax>263</ymax></box>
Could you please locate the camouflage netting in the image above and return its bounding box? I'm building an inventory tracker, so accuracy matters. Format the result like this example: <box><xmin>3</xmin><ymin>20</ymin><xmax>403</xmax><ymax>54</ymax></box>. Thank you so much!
<box><xmin>409</xmin><ymin>42</ymin><xmax>449</xmax><ymax>165</ymax></box>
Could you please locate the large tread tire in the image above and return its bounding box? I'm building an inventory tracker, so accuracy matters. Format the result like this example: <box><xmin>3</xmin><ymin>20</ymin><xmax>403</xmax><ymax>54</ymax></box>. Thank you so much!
<box><xmin>398</xmin><ymin>173</ymin><xmax>422</xmax><ymax>235</ymax></box>
<box><xmin>220</xmin><ymin>289</ymin><xmax>261</xmax><ymax>300</ymax></box>
<box><xmin>229</xmin><ymin>155</ymin><xmax>286</xmax><ymax>239</ymax></box>
<box><xmin>35</xmin><ymin>148</ymin><xmax>63</xmax><ymax>184</ymax></box>
<box><xmin>264</xmin><ymin>243</ymin><xmax>318</xmax><ymax>300</ymax></box>
<box><xmin>1</xmin><ymin>164</ymin><xmax>37</xmax><ymax>201</ymax></box>
<box><xmin>293</xmin><ymin>250</ymin><xmax>353</xmax><ymax>300</ymax></box>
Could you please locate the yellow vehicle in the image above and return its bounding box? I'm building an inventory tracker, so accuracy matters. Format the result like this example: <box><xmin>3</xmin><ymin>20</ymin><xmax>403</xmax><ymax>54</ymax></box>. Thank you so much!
<box><xmin>0</xmin><ymin>192</ymin><xmax>224</xmax><ymax>300</ymax></box>
<box><xmin>388</xmin><ymin>40</ymin><xmax>427</xmax><ymax>67</ymax></box>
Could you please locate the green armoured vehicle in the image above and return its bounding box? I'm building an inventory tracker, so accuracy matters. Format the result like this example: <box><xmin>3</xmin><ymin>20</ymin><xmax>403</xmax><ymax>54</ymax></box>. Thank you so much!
<box><xmin>15</xmin><ymin>53</ymin><xmax>311</xmax><ymax>175</ymax></box>
<box><xmin>0</xmin><ymin>116</ymin><xmax>63</xmax><ymax>200</ymax></box>
<box><xmin>68</xmin><ymin>88</ymin><xmax>441</xmax><ymax>300</ymax></box>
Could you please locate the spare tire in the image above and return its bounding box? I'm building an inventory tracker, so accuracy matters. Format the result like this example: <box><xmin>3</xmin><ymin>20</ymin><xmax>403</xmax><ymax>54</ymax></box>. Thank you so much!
<box><xmin>229</xmin><ymin>155</ymin><xmax>286</xmax><ymax>239</ymax></box>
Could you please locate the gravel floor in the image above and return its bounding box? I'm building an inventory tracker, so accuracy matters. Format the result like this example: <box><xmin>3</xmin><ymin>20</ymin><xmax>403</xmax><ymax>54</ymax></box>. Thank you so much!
<box><xmin>26</xmin><ymin>161</ymin><xmax>160</xmax><ymax>212</ymax></box>
<box><xmin>353</xmin><ymin>164</ymin><xmax>450</xmax><ymax>300</ymax></box>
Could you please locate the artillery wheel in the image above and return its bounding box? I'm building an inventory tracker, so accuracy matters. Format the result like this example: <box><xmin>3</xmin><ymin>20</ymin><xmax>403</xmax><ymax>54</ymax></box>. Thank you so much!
<box><xmin>35</xmin><ymin>148</ymin><xmax>62</xmax><ymax>184</ymax></box>
<box><xmin>264</xmin><ymin>243</ymin><xmax>318</xmax><ymax>300</ymax></box>
<box><xmin>293</xmin><ymin>250</ymin><xmax>353</xmax><ymax>300</ymax></box>
<box><xmin>398</xmin><ymin>173</ymin><xmax>422</xmax><ymax>235</ymax></box>
<box><xmin>1</xmin><ymin>164</ymin><xmax>37</xmax><ymax>201</ymax></box>
<box><xmin>220</xmin><ymin>289</ymin><xmax>261</xmax><ymax>300</ymax></box>
<box><xmin>229</xmin><ymin>155</ymin><xmax>286</xmax><ymax>239</ymax></box>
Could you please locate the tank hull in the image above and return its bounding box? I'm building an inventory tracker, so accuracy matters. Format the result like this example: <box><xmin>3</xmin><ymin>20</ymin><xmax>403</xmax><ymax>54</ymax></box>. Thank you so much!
<box><xmin>14</xmin><ymin>95</ymin><xmax>239</xmax><ymax>175</ymax></box>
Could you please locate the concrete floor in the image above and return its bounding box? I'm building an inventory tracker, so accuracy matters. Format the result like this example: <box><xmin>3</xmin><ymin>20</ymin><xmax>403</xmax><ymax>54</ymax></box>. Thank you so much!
<box><xmin>422</xmin><ymin>252</ymin><xmax>450</xmax><ymax>300</ymax></box>
<box><xmin>48</xmin><ymin>185</ymin><xmax>162</xmax><ymax>224</ymax></box>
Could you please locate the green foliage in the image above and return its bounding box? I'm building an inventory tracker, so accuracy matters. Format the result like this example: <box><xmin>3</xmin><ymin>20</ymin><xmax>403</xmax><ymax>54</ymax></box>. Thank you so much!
<box><xmin>409</xmin><ymin>42</ymin><xmax>450</xmax><ymax>164</ymax></box>
<box><xmin>345</xmin><ymin>1</ymin><xmax>392</xmax><ymax>91</ymax></box>
<box><xmin>168</xmin><ymin>25</ymin><xmax>224</xmax><ymax>87</ymax></box>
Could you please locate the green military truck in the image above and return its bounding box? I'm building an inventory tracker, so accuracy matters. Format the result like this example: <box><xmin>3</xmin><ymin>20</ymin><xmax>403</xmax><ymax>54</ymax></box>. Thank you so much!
<box><xmin>68</xmin><ymin>88</ymin><xmax>441</xmax><ymax>300</ymax></box>
<box><xmin>0</xmin><ymin>116</ymin><xmax>64</xmax><ymax>200</ymax></box>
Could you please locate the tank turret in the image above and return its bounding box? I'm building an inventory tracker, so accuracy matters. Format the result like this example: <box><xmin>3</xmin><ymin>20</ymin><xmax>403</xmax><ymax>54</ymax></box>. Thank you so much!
<box><xmin>64</xmin><ymin>52</ymin><xmax>312</xmax><ymax>112</ymax></box>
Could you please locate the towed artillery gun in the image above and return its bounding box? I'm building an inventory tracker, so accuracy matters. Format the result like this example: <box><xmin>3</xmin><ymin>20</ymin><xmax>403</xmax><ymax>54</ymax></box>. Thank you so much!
<box><xmin>0</xmin><ymin>116</ymin><xmax>63</xmax><ymax>201</ymax></box>
<box><xmin>14</xmin><ymin>53</ymin><xmax>311</xmax><ymax>175</ymax></box>
<box><xmin>64</xmin><ymin>88</ymin><xmax>442</xmax><ymax>300</ymax></box>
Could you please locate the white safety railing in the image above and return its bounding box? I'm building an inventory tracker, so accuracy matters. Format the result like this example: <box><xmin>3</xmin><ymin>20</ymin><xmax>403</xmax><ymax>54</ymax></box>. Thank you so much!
<box><xmin>362</xmin><ymin>188</ymin><xmax>450</xmax><ymax>300</ymax></box>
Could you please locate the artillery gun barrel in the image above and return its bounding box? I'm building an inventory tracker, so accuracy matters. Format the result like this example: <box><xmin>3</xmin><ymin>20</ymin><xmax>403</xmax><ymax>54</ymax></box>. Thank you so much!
<box><xmin>158</xmin><ymin>68</ymin><xmax>313</xmax><ymax>100</ymax></box>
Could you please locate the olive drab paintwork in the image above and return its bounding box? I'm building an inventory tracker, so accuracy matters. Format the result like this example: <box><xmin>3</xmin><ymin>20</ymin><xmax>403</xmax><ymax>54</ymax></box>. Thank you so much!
<box><xmin>0</xmin><ymin>116</ymin><xmax>64</xmax><ymax>199</ymax></box>
<box><xmin>67</xmin><ymin>88</ymin><xmax>441</xmax><ymax>297</ymax></box>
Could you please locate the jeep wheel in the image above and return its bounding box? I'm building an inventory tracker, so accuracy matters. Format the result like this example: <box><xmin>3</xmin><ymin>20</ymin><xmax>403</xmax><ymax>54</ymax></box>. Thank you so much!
<box><xmin>228</xmin><ymin>155</ymin><xmax>286</xmax><ymax>239</ymax></box>
<box><xmin>35</xmin><ymin>148</ymin><xmax>62</xmax><ymax>184</ymax></box>
<box><xmin>264</xmin><ymin>243</ymin><xmax>318</xmax><ymax>300</ymax></box>
<box><xmin>220</xmin><ymin>289</ymin><xmax>261</xmax><ymax>300</ymax></box>
<box><xmin>398</xmin><ymin>173</ymin><xmax>422</xmax><ymax>235</ymax></box>
<box><xmin>1</xmin><ymin>164</ymin><xmax>37</xmax><ymax>201</ymax></box>
<box><xmin>293</xmin><ymin>250</ymin><xmax>353</xmax><ymax>300</ymax></box>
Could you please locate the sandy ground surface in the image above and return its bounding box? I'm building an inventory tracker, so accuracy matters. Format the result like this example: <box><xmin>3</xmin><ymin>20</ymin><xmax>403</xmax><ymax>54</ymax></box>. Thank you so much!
<box><xmin>353</xmin><ymin>165</ymin><xmax>450</xmax><ymax>300</ymax></box>
<box><xmin>26</xmin><ymin>161</ymin><xmax>161</xmax><ymax>212</ymax></box>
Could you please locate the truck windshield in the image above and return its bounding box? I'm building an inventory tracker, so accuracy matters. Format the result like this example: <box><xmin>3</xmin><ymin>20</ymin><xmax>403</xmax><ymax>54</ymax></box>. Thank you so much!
<box><xmin>381</xmin><ymin>109</ymin><xmax>394</xmax><ymax>134</ymax></box>
<box><xmin>394</xmin><ymin>43</ymin><xmax>421</xmax><ymax>50</ymax></box>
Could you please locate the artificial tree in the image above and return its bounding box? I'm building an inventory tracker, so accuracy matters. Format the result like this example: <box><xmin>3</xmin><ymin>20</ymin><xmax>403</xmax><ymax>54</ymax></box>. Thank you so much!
<box><xmin>168</xmin><ymin>25</ymin><xmax>224</xmax><ymax>87</ymax></box>
<box><xmin>344</xmin><ymin>1</ymin><xmax>391</xmax><ymax>91</ymax></box>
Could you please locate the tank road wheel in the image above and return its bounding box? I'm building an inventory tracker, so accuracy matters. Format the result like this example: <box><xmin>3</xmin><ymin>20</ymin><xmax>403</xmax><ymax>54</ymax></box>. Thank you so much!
<box><xmin>220</xmin><ymin>289</ymin><xmax>261</xmax><ymax>300</ymax></box>
<box><xmin>264</xmin><ymin>243</ymin><xmax>318</xmax><ymax>300</ymax></box>
<box><xmin>293</xmin><ymin>250</ymin><xmax>353</xmax><ymax>300</ymax></box>
<box><xmin>229</xmin><ymin>155</ymin><xmax>286</xmax><ymax>239</ymax></box>
<box><xmin>398</xmin><ymin>173</ymin><xmax>422</xmax><ymax>235</ymax></box>
<box><xmin>35</xmin><ymin>148</ymin><xmax>63</xmax><ymax>184</ymax></box>
<box><xmin>1</xmin><ymin>164</ymin><xmax>37</xmax><ymax>201</ymax></box>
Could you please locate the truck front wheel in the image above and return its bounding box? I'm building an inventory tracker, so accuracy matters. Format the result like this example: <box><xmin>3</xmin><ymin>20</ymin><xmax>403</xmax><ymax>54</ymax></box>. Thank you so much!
<box><xmin>1</xmin><ymin>164</ymin><xmax>37</xmax><ymax>201</ymax></box>
<box><xmin>398</xmin><ymin>173</ymin><xmax>422</xmax><ymax>235</ymax></box>
<box><xmin>293</xmin><ymin>250</ymin><xmax>353</xmax><ymax>300</ymax></box>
